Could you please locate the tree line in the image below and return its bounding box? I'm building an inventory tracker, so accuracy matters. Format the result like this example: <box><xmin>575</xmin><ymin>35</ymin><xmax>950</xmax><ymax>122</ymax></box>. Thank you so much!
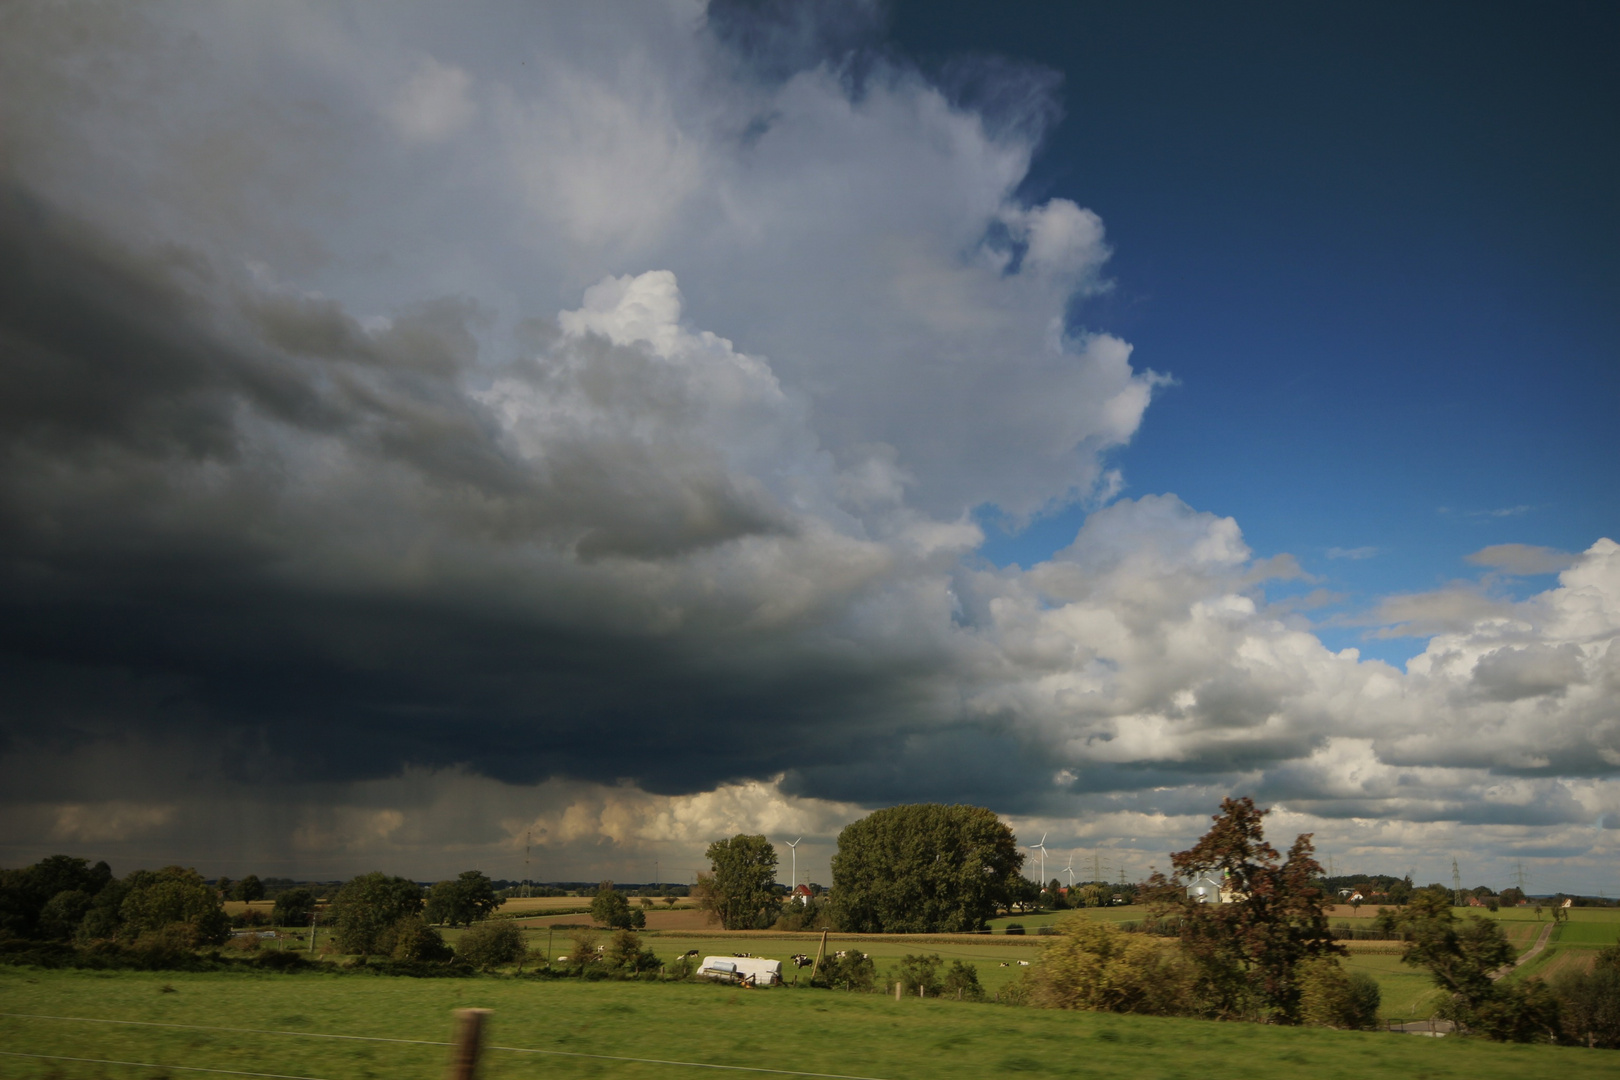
<box><xmin>0</xmin><ymin>858</ymin><xmax>524</xmax><ymax>970</ymax></box>
<box><xmin>1010</xmin><ymin>797</ymin><xmax>1618</xmax><ymax>1047</ymax></box>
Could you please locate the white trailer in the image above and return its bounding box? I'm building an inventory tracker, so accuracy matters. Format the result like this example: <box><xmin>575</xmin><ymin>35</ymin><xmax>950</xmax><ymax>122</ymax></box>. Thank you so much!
<box><xmin>696</xmin><ymin>956</ymin><xmax>782</xmax><ymax>987</ymax></box>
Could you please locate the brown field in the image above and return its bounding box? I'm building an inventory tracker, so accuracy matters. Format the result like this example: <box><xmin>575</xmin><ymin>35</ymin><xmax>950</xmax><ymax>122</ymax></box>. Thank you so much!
<box><xmin>220</xmin><ymin>900</ymin><xmax>275</xmax><ymax>916</ymax></box>
<box><xmin>499</xmin><ymin>896</ymin><xmax>623</xmax><ymax>914</ymax></box>
<box><xmin>1530</xmin><ymin>947</ymin><xmax>1597</xmax><ymax>979</ymax></box>
<box><xmin>505</xmin><ymin>907</ymin><xmax>714</xmax><ymax>930</ymax></box>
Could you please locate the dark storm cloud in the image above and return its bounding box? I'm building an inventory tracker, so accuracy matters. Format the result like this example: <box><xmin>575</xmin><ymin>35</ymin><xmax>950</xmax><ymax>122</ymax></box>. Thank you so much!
<box><xmin>0</xmin><ymin>188</ymin><xmax>949</xmax><ymax>804</ymax></box>
<box><xmin>0</xmin><ymin>3</ymin><xmax>1614</xmax><ymax>886</ymax></box>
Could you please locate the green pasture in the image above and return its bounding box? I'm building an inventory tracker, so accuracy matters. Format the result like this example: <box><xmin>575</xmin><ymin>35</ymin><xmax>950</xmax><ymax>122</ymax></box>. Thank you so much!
<box><xmin>1508</xmin><ymin>910</ymin><xmax>1620</xmax><ymax>982</ymax></box>
<box><xmin>1340</xmin><ymin>953</ymin><xmax>1445</xmax><ymax>1019</ymax></box>
<box><xmin>4</xmin><ymin>966</ymin><xmax>1619</xmax><ymax>1080</ymax></box>
<box><xmin>986</xmin><ymin>906</ymin><xmax>1142</xmax><ymax>932</ymax></box>
<box><xmin>1552</xmin><ymin>912</ymin><xmax>1620</xmax><ymax>945</ymax></box>
<box><xmin>637</xmin><ymin>932</ymin><xmax>1043</xmax><ymax>995</ymax></box>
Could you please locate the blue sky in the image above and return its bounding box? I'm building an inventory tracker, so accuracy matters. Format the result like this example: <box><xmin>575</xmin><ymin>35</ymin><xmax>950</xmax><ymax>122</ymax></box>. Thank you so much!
<box><xmin>0</xmin><ymin>1</ymin><xmax>1615</xmax><ymax>891</ymax></box>
<box><xmin>905</xmin><ymin>2</ymin><xmax>1619</xmax><ymax>662</ymax></box>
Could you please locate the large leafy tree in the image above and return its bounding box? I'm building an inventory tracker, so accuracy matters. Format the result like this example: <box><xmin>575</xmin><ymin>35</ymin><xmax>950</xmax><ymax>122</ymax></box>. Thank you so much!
<box><xmin>831</xmin><ymin>804</ymin><xmax>1023</xmax><ymax>933</ymax></box>
<box><xmin>697</xmin><ymin>834</ymin><xmax>781</xmax><ymax>930</ymax></box>
<box><xmin>1156</xmin><ymin>797</ymin><xmax>1342</xmax><ymax>1022</ymax></box>
<box><xmin>271</xmin><ymin>887</ymin><xmax>317</xmax><ymax>927</ymax></box>
<box><xmin>589</xmin><ymin>881</ymin><xmax>635</xmax><ymax>929</ymax></box>
<box><xmin>424</xmin><ymin>870</ymin><xmax>503</xmax><ymax>927</ymax></box>
<box><xmin>118</xmin><ymin>866</ymin><xmax>232</xmax><ymax>946</ymax></box>
<box><xmin>1374</xmin><ymin>889</ymin><xmax>1558</xmax><ymax>1039</ymax></box>
<box><xmin>0</xmin><ymin>855</ymin><xmax>114</xmax><ymax>940</ymax></box>
<box><xmin>328</xmin><ymin>872</ymin><xmax>424</xmax><ymax>955</ymax></box>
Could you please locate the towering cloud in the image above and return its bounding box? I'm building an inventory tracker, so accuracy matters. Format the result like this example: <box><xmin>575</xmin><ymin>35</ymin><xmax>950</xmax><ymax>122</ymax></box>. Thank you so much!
<box><xmin>0</xmin><ymin>2</ymin><xmax>1613</xmax><ymax>886</ymax></box>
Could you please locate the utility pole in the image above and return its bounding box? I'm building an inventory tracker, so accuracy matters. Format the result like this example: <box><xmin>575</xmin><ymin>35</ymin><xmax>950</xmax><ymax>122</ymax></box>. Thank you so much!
<box><xmin>1512</xmin><ymin>862</ymin><xmax>1530</xmax><ymax>893</ymax></box>
<box><xmin>1452</xmin><ymin>858</ymin><xmax>1464</xmax><ymax>907</ymax></box>
<box><xmin>524</xmin><ymin>831</ymin><xmax>531</xmax><ymax>899</ymax></box>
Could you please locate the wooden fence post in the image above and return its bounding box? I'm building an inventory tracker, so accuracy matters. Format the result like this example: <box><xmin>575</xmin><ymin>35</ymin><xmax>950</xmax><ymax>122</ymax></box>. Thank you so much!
<box><xmin>809</xmin><ymin>929</ymin><xmax>828</xmax><ymax>982</ymax></box>
<box><xmin>447</xmin><ymin>1008</ymin><xmax>492</xmax><ymax>1080</ymax></box>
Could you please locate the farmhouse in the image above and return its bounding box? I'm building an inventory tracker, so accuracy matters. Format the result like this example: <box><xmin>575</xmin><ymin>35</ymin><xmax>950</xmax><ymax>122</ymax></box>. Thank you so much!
<box><xmin>1185</xmin><ymin>872</ymin><xmax>1224</xmax><ymax>904</ymax></box>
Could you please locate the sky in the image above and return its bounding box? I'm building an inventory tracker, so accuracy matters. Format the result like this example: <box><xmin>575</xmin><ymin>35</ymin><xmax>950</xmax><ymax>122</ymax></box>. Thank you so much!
<box><xmin>0</xmin><ymin>1</ymin><xmax>1615</xmax><ymax>896</ymax></box>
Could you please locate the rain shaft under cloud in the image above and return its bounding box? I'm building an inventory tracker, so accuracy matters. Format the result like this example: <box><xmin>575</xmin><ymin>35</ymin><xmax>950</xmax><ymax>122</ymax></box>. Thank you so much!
<box><xmin>0</xmin><ymin>1</ymin><xmax>1614</xmax><ymax>888</ymax></box>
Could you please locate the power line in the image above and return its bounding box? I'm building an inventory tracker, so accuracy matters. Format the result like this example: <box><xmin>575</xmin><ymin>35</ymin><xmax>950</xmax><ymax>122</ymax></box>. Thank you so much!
<box><xmin>0</xmin><ymin>1051</ymin><xmax>330</xmax><ymax>1080</ymax></box>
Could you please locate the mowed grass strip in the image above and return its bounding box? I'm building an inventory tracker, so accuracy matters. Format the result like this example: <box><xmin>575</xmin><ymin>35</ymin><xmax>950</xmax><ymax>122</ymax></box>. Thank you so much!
<box><xmin>4</xmin><ymin>967</ymin><xmax>1620</xmax><ymax>1080</ymax></box>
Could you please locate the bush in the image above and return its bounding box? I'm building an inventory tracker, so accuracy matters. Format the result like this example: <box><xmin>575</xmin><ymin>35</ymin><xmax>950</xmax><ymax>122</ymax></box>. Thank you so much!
<box><xmin>1552</xmin><ymin>948</ymin><xmax>1620</xmax><ymax>1048</ymax></box>
<box><xmin>1024</xmin><ymin>918</ymin><xmax>1195</xmax><ymax>1016</ymax></box>
<box><xmin>1298</xmin><ymin>958</ymin><xmax>1380</xmax><ymax>1029</ymax></box>
<box><xmin>942</xmin><ymin>959</ymin><xmax>984</xmax><ymax>1001</ymax></box>
<box><xmin>604</xmin><ymin>929</ymin><xmax>659</xmax><ymax>973</ymax></box>
<box><xmin>893</xmin><ymin>953</ymin><xmax>942</xmax><ymax>996</ymax></box>
<box><xmin>1470</xmin><ymin>978</ymin><xmax>1561</xmax><ymax>1043</ymax></box>
<box><xmin>271</xmin><ymin>889</ymin><xmax>316</xmax><ymax>928</ymax></box>
<box><xmin>814</xmin><ymin>950</ymin><xmax>875</xmax><ymax>991</ymax></box>
<box><xmin>456</xmin><ymin>920</ymin><xmax>524</xmax><ymax>970</ymax></box>
<box><xmin>255</xmin><ymin>949</ymin><xmax>310</xmax><ymax>972</ymax></box>
<box><xmin>1004</xmin><ymin>923</ymin><xmax>1025</xmax><ymax>936</ymax></box>
<box><xmin>131</xmin><ymin>923</ymin><xmax>197</xmax><ymax>968</ymax></box>
<box><xmin>565</xmin><ymin>927</ymin><xmax>600</xmax><ymax>972</ymax></box>
<box><xmin>388</xmin><ymin>917</ymin><xmax>453</xmax><ymax>963</ymax></box>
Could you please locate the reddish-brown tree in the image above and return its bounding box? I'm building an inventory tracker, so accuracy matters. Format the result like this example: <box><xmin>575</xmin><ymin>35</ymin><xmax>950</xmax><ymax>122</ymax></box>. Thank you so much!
<box><xmin>1155</xmin><ymin>797</ymin><xmax>1343</xmax><ymax>1022</ymax></box>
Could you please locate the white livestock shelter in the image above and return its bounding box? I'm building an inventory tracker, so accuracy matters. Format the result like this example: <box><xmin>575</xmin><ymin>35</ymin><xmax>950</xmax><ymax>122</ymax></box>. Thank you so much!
<box><xmin>696</xmin><ymin>956</ymin><xmax>782</xmax><ymax>986</ymax></box>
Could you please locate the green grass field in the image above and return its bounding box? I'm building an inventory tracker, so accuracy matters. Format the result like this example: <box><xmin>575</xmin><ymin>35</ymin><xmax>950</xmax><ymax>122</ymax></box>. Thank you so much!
<box><xmin>1551</xmin><ymin>912</ymin><xmax>1620</xmax><ymax>946</ymax></box>
<box><xmin>986</xmin><ymin>906</ymin><xmax>1142</xmax><ymax>932</ymax></box>
<box><xmin>3</xmin><ymin>966</ymin><xmax>1618</xmax><ymax>1080</ymax></box>
<box><xmin>634</xmin><ymin>932</ymin><xmax>1044</xmax><ymax>995</ymax></box>
<box><xmin>241</xmin><ymin>903</ymin><xmax>1620</xmax><ymax>1026</ymax></box>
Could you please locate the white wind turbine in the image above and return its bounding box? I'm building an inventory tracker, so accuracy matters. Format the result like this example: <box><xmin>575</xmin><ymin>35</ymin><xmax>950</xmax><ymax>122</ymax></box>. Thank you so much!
<box><xmin>1030</xmin><ymin>833</ymin><xmax>1048</xmax><ymax>891</ymax></box>
<box><xmin>786</xmin><ymin>837</ymin><xmax>802</xmax><ymax>902</ymax></box>
<box><xmin>1062</xmin><ymin>852</ymin><xmax>1076</xmax><ymax>890</ymax></box>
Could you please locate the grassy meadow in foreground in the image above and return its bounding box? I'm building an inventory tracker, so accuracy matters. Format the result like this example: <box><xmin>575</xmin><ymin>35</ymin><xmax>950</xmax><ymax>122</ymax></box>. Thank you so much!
<box><xmin>3</xmin><ymin>966</ymin><xmax>1619</xmax><ymax>1080</ymax></box>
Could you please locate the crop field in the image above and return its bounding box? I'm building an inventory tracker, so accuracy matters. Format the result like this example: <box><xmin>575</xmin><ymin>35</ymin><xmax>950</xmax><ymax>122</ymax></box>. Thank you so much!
<box><xmin>500</xmin><ymin>896</ymin><xmax>686</xmax><ymax>915</ymax></box>
<box><xmin>4</xmin><ymin>966</ymin><xmax>1618</xmax><ymax>1080</ymax></box>
<box><xmin>1506</xmin><ymin>910</ymin><xmax>1619</xmax><ymax>982</ymax></box>
<box><xmin>1550</xmin><ymin>911</ymin><xmax>1620</xmax><ymax>946</ymax></box>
